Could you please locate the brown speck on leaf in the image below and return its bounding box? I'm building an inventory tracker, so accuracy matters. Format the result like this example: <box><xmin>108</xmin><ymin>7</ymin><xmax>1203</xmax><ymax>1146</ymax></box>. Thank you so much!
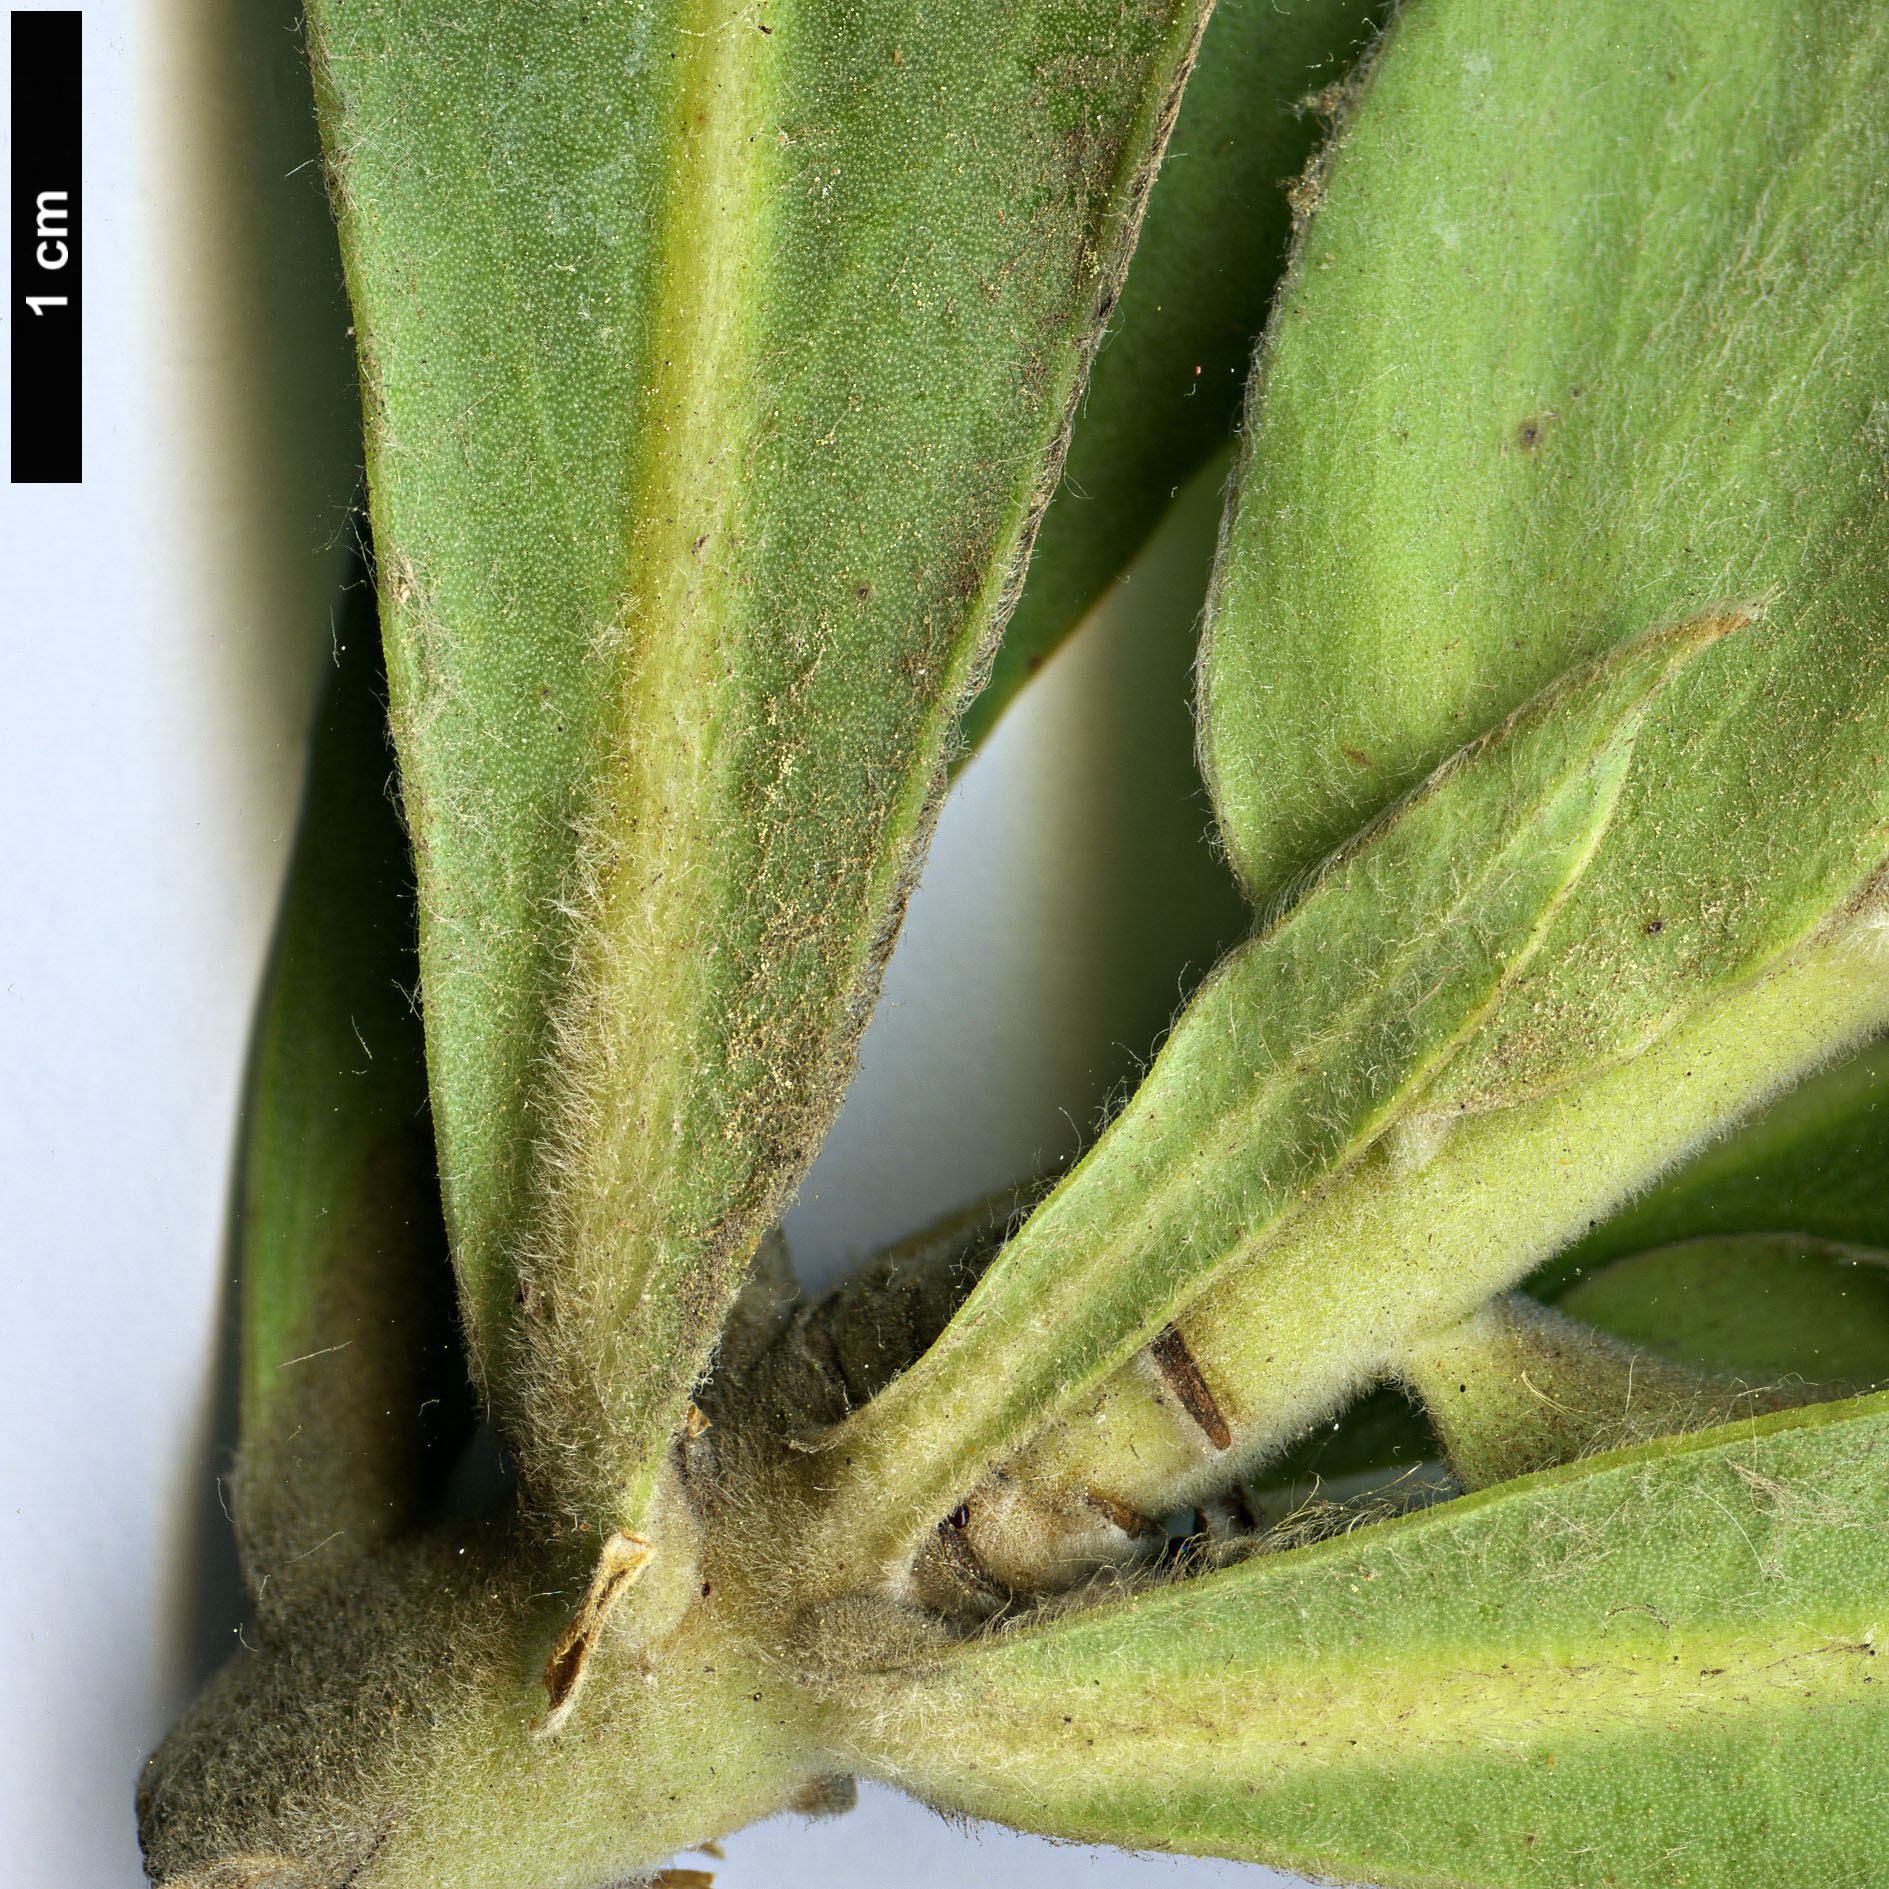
<box><xmin>1341</xmin><ymin>744</ymin><xmax>1373</xmax><ymax>769</ymax></box>
<box><xmin>1644</xmin><ymin>917</ymin><xmax>1665</xmax><ymax>935</ymax></box>
<box><xmin>787</xmin><ymin>1775</ymin><xmax>858</xmax><ymax>1818</ymax></box>
<box><xmin>1510</xmin><ymin>412</ymin><xmax>1555</xmax><ymax>453</ymax></box>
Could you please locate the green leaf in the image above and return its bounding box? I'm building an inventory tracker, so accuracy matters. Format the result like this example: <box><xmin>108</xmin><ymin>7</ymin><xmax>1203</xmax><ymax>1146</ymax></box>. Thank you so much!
<box><xmin>1090</xmin><ymin>882</ymin><xmax>1889</xmax><ymax>1531</ymax></box>
<box><xmin>835</xmin><ymin>1394</ymin><xmax>1889</xmax><ymax>1889</ymax></box>
<box><xmin>1532</xmin><ymin>1036</ymin><xmax>1889</xmax><ymax>1298</ymax></box>
<box><xmin>235</xmin><ymin>558</ymin><xmax>470</xmax><ymax>1609</ymax></box>
<box><xmin>307</xmin><ymin>0</ymin><xmax>1213</xmax><ymax>1529</ymax></box>
<box><xmin>958</xmin><ymin>0</ymin><xmax>1384</xmax><ymax>755</ymax></box>
<box><xmin>1556</xmin><ymin>1233</ymin><xmax>1889</xmax><ymax>1385</ymax></box>
<box><xmin>816</xmin><ymin>615</ymin><xmax>1721</xmax><ymax>1572</ymax></box>
<box><xmin>1201</xmin><ymin>0</ymin><xmax>1889</xmax><ymax>1107</ymax></box>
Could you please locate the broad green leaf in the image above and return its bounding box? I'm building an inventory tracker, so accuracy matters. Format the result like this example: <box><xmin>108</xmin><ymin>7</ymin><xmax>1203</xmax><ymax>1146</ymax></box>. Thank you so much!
<box><xmin>235</xmin><ymin>561</ymin><xmax>470</xmax><ymax>1608</ymax></box>
<box><xmin>1530</xmin><ymin>1036</ymin><xmax>1889</xmax><ymax>1299</ymax></box>
<box><xmin>859</xmin><ymin>0</ymin><xmax>1889</xmax><ymax>1593</ymax></box>
<box><xmin>1556</xmin><ymin>1233</ymin><xmax>1889</xmax><ymax>1385</ymax></box>
<box><xmin>308</xmin><ymin>0</ymin><xmax>1212</xmax><ymax>1529</ymax></box>
<box><xmin>958</xmin><ymin>0</ymin><xmax>1383</xmax><ymax>755</ymax></box>
<box><xmin>833</xmin><ymin>1394</ymin><xmax>1889</xmax><ymax>1889</ymax></box>
<box><xmin>1200</xmin><ymin>0</ymin><xmax>1889</xmax><ymax>1109</ymax></box>
<box><xmin>816</xmin><ymin>616</ymin><xmax>1718</xmax><ymax>1570</ymax></box>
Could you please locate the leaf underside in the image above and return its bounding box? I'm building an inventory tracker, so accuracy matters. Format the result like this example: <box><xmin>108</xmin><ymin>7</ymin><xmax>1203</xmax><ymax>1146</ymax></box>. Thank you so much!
<box><xmin>233</xmin><ymin>557</ymin><xmax>471</xmax><ymax>1608</ymax></box>
<box><xmin>1534</xmin><ymin>1037</ymin><xmax>1889</xmax><ymax>1299</ymax></box>
<box><xmin>167</xmin><ymin>1</ymin><xmax>1889</xmax><ymax>1885</ymax></box>
<box><xmin>308</xmin><ymin>0</ymin><xmax>1212</xmax><ymax>1526</ymax></box>
<box><xmin>821</xmin><ymin>616</ymin><xmax>1724</xmax><ymax>1558</ymax></box>
<box><xmin>1201</xmin><ymin>0</ymin><xmax>1889</xmax><ymax>1107</ymax></box>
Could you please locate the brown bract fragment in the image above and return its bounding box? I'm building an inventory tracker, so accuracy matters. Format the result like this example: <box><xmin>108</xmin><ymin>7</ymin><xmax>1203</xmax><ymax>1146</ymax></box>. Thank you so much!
<box><xmin>535</xmin><ymin>1529</ymin><xmax>655</xmax><ymax>1736</ymax></box>
<box><xmin>1148</xmin><ymin>1322</ymin><xmax>1232</xmax><ymax>1448</ymax></box>
<box><xmin>1086</xmin><ymin>1488</ymin><xmax>1162</xmax><ymax>1535</ymax></box>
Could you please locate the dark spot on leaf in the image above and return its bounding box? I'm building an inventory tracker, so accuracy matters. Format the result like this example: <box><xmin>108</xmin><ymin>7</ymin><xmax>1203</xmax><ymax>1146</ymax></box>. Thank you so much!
<box><xmin>1512</xmin><ymin>413</ymin><xmax>1553</xmax><ymax>452</ymax></box>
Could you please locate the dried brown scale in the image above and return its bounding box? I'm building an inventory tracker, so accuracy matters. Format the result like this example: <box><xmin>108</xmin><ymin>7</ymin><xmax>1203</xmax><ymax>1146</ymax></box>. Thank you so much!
<box><xmin>1147</xmin><ymin>1323</ymin><xmax>1233</xmax><ymax>1450</ymax></box>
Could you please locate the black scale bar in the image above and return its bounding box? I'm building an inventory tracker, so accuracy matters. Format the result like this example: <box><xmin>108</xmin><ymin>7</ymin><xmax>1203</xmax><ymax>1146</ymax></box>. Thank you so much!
<box><xmin>11</xmin><ymin>10</ymin><xmax>82</xmax><ymax>484</ymax></box>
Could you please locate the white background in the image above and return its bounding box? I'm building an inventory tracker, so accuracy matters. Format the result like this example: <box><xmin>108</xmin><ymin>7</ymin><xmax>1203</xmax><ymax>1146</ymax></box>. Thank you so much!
<box><xmin>0</xmin><ymin>5</ymin><xmax>1315</xmax><ymax>1885</ymax></box>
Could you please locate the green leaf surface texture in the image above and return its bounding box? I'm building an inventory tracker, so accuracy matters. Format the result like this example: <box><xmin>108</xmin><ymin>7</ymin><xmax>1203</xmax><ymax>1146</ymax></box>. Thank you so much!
<box><xmin>1556</xmin><ymin>1233</ymin><xmax>1889</xmax><ymax>1386</ymax></box>
<box><xmin>842</xmin><ymin>1395</ymin><xmax>1889</xmax><ymax>1888</ymax></box>
<box><xmin>1201</xmin><ymin>0</ymin><xmax>1889</xmax><ymax>1110</ymax></box>
<box><xmin>823</xmin><ymin>618</ymin><xmax>1718</xmax><ymax>1557</ymax></box>
<box><xmin>235</xmin><ymin>566</ymin><xmax>468</xmax><ymax>1600</ymax></box>
<box><xmin>1533</xmin><ymin>1037</ymin><xmax>1889</xmax><ymax>1299</ymax></box>
<box><xmin>957</xmin><ymin>0</ymin><xmax>1383</xmax><ymax>755</ymax></box>
<box><xmin>306</xmin><ymin>0</ymin><xmax>1209</xmax><ymax>1524</ymax></box>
